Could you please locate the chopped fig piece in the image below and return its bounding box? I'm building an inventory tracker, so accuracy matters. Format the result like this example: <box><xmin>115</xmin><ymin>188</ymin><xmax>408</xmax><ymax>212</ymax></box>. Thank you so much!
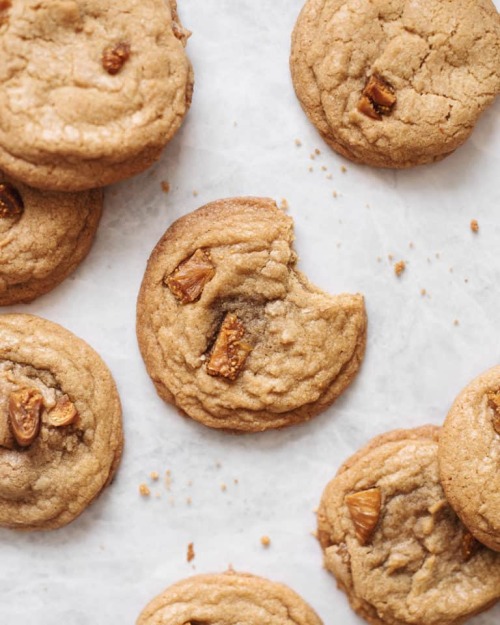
<box><xmin>358</xmin><ymin>74</ymin><xmax>396</xmax><ymax>119</ymax></box>
<box><xmin>166</xmin><ymin>249</ymin><xmax>215</xmax><ymax>304</ymax></box>
<box><xmin>206</xmin><ymin>313</ymin><xmax>252</xmax><ymax>381</ymax></box>
<box><xmin>9</xmin><ymin>388</ymin><xmax>43</xmax><ymax>447</ymax></box>
<box><xmin>345</xmin><ymin>487</ymin><xmax>381</xmax><ymax>545</ymax></box>
<box><xmin>47</xmin><ymin>395</ymin><xmax>78</xmax><ymax>427</ymax></box>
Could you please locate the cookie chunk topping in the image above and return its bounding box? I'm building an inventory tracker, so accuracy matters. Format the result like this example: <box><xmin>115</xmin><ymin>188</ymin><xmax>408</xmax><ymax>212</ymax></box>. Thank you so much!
<box><xmin>206</xmin><ymin>313</ymin><xmax>252</xmax><ymax>381</ymax></box>
<box><xmin>345</xmin><ymin>487</ymin><xmax>381</xmax><ymax>545</ymax></box>
<box><xmin>357</xmin><ymin>74</ymin><xmax>396</xmax><ymax>120</ymax></box>
<box><xmin>102</xmin><ymin>42</ymin><xmax>131</xmax><ymax>75</ymax></box>
<box><xmin>8</xmin><ymin>388</ymin><xmax>43</xmax><ymax>447</ymax></box>
<box><xmin>0</xmin><ymin>182</ymin><xmax>24</xmax><ymax>219</ymax></box>
<box><xmin>166</xmin><ymin>249</ymin><xmax>216</xmax><ymax>304</ymax></box>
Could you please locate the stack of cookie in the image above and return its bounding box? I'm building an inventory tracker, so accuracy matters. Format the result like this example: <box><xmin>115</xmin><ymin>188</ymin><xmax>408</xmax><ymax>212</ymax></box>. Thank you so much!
<box><xmin>0</xmin><ymin>0</ymin><xmax>192</xmax><ymax>305</ymax></box>
<box><xmin>317</xmin><ymin>368</ymin><xmax>500</xmax><ymax>625</ymax></box>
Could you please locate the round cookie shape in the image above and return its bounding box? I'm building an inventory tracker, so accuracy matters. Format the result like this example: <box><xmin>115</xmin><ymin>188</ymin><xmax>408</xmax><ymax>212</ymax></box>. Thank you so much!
<box><xmin>0</xmin><ymin>314</ymin><xmax>123</xmax><ymax>530</ymax></box>
<box><xmin>0</xmin><ymin>172</ymin><xmax>102</xmax><ymax>305</ymax></box>
<box><xmin>290</xmin><ymin>0</ymin><xmax>500</xmax><ymax>168</ymax></box>
<box><xmin>439</xmin><ymin>366</ymin><xmax>500</xmax><ymax>552</ymax></box>
<box><xmin>136</xmin><ymin>197</ymin><xmax>367</xmax><ymax>432</ymax></box>
<box><xmin>317</xmin><ymin>429</ymin><xmax>500</xmax><ymax>625</ymax></box>
<box><xmin>137</xmin><ymin>572</ymin><xmax>323</xmax><ymax>625</ymax></box>
<box><xmin>0</xmin><ymin>0</ymin><xmax>193</xmax><ymax>191</ymax></box>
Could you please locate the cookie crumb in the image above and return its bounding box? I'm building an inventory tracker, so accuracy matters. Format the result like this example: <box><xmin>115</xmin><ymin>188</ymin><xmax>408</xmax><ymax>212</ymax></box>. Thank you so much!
<box><xmin>453</xmin><ymin>319</ymin><xmax>460</xmax><ymax>326</ymax></box>
<box><xmin>388</xmin><ymin>254</ymin><xmax>394</xmax><ymax>262</ymax></box>
<box><xmin>326</xmin><ymin>173</ymin><xmax>333</xmax><ymax>180</ymax></box>
<box><xmin>260</xmin><ymin>536</ymin><xmax>271</xmax><ymax>547</ymax></box>
<box><xmin>295</xmin><ymin>138</ymin><xmax>302</xmax><ymax>147</ymax></box>
<box><xmin>470</xmin><ymin>219</ymin><xmax>479</xmax><ymax>233</ymax></box>
<box><xmin>421</xmin><ymin>288</ymin><xmax>427</xmax><ymax>296</ymax></box>
<box><xmin>186</xmin><ymin>497</ymin><xmax>192</xmax><ymax>506</ymax></box>
<box><xmin>279</xmin><ymin>198</ymin><xmax>289</xmax><ymax>211</ymax></box>
<box><xmin>321</xmin><ymin>165</ymin><xmax>327</xmax><ymax>171</ymax></box>
<box><xmin>310</xmin><ymin>153</ymin><xmax>315</xmax><ymax>160</ymax></box>
<box><xmin>192</xmin><ymin>190</ymin><xmax>198</xmax><ymax>197</ymax></box>
<box><xmin>139</xmin><ymin>483</ymin><xmax>150</xmax><ymax>497</ymax></box>
<box><xmin>308</xmin><ymin>166</ymin><xmax>313</xmax><ymax>172</ymax></box>
<box><xmin>332</xmin><ymin>191</ymin><xmax>338</xmax><ymax>198</ymax></box>
<box><xmin>150</xmin><ymin>471</ymin><xmax>159</xmax><ymax>481</ymax></box>
<box><xmin>187</xmin><ymin>542</ymin><xmax>195</xmax><ymax>562</ymax></box>
<box><xmin>165</xmin><ymin>470</ymin><xmax>172</xmax><ymax>491</ymax></box>
<box><xmin>409</xmin><ymin>242</ymin><xmax>414</xmax><ymax>249</ymax></box>
<box><xmin>394</xmin><ymin>260</ymin><xmax>406</xmax><ymax>277</ymax></box>
<box><xmin>161</xmin><ymin>181</ymin><xmax>170</xmax><ymax>194</ymax></box>
<box><xmin>221</xmin><ymin>483</ymin><xmax>227</xmax><ymax>492</ymax></box>
<box><xmin>315</xmin><ymin>148</ymin><xmax>321</xmax><ymax>155</ymax></box>
<box><xmin>341</xmin><ymin>165</ymin><xmax>347</xmax><ymax>173</ymax></box>
<box><xmin>310</xmin><ymin>530</ymin><xmax>318</xmax><ymax>539</ymax></box>
<box><xmin>376</xmin><ymin>256</ymin><xmax>382</xmax><ymax>263</ymax></box>
<box><xmin>233</xmin><ymin>478</ymin><xmax>239</xmax><ymax>485</ymax></box>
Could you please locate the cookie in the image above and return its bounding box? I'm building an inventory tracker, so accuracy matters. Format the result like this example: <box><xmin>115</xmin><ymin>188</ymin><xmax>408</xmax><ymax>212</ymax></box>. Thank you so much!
<box><xmin>136</xmin><ymin>571</ymin><xmax>323</xmax><ymax>625</ymax></box>
<box><xmin>0</xmin><ymin>173</ymin><xmax>102</xmax><ymax>305</ymax></box>
<box><xmin>0</xmin><ymin>0</ymin><xmax>193</xmax><ymax>191</ymax></box>
<box><xmin>137</xmin><ymin>197</ymin><xmax>367</xmax><ymax>432</ymax></box>
<box><xmin>317</xmin><ymin>427</ymin><xmax>500</xmax><ymax>625</ymax></box>
<box><xmin>0</xmin><ymin>314</ymin><xmax>123</xmax><ymax>530</ymax></box>
<box><xmin>290</xmin><ymin>0</ymin><xmax>500</xmax><ymax>168</ymax></box>
<box><xmin>439</xmin><ymin>366</ymin><xmax>500</xmax><ymax>552</ymax></box>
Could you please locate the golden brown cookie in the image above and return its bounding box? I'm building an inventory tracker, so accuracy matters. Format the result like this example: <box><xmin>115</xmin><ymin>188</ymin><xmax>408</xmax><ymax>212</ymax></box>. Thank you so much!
<box><xmin>136</xmin><ymin>571</ymin><xmax>323</xmax><ymax>625</ymax></box>
<box><xmin>0</xmin><ymin>0</ymin><xmax>193</xmax><ymax>191</ymax></box>
<box><xmin>0</xmin><ymin>314</ymin><xmax>123</xmax><ymax>530</ymax></box>
<box><xmin>136</xmin><ymin>197</ymin><xmax>367</xmax><ymax>432</ymax></box>
<box><xmin>0</xmin><ymin>172</ymin><xmax>102</xmax><ymax>305</ymax></box>
<box><xmin>439</xmin><ymin>367</ymin><xmax>500</xmax><ymax>552</ymax></box>
<box><xmin>290</xmin><ymin>0</ymin><xmax>500</xmax><ymax>168</ymax></box>
<box><xmin>317</xmin><ymin>427</ymin><xmax>500</xmax><ymax>625</ymax></box>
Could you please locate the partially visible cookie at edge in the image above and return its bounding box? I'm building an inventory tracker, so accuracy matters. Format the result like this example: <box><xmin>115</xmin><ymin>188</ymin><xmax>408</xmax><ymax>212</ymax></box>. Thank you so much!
<box><xmin>290</xmin><ymin>0</ymin><xmax>500</xmax><ymax>168</ymax></box>
<box><xmin>0</xmin><ymin>0</ymin><xmax>193</xmax><ymax>191</ymax></box>
<box><xmin>136</xmin><ymin>197</ymin><xmax>367</xmax><ymax>432</ymax></box>
<box><xmin>0</xmin><ymin>314</ymin><xmax>123</xmax><ymax>530</ymax></box>
<box><xmin>136</xmin><ymin>571</ymin><xmax>323</xmax><ymax>625</ymax></box>
<box><xmin>439</xmin><ymin>366</ymin><xmax>500</xmax><ymax>552</ymax></box>
<box><xmin>317</xmin><ymin>428</ymin><xmax>500</xmax><ymax>625</ymax></box>
<box><xmin>0</xmin><ymin>172</ymin><xmax>102</xmax><ymax>305</ymax></box>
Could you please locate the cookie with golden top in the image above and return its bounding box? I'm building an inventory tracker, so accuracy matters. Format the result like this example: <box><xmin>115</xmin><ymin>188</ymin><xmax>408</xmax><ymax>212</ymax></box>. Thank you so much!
<box><xmin>290</xmin><ymin>0</ymin><xmax>500</xmax><ymax>168</ymax></box>
<box><xmin>317</xmin><ymin>426</ymin><xmax>500</xmax><ymax>625</ymax></box>
<box><xmin>136</xmin><ymin>197</ymin><xmax>367</xmax><ymax>432</ymax></box>
<box><xmin>0</xmin><ymin>314</ymin><xmax>123</xmax><ymax>530</ymax></box>
<box><xmin>439</xmin><ymin>366</ymin><xmax>500</xmax><ymax>552</ymax></box>
<box><xmin>137</xmin><ymin>572</ymin><xmax>323</xmax><ymax>625</ymax></box>
<box><xmin>0</xmin><ymin>172</ymin><xmax>102</xmax><ymax>305</ymax></box>
<box><xmin>0</xmin><ymin>0</ymin><xmax>193</xmax><ymax>191</ymax></box>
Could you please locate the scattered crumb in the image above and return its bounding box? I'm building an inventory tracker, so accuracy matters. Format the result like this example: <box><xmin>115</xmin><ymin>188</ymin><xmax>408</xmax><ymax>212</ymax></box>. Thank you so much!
<box><xmin>332</xmin><ymin>191</ymin><xmax>338</xmax><ymax>198</ymax></box>
<box><xmin>377</xmin><ymin>256</ymin><xmax>382</xmax><ymax>263</ymax></box>
<box><xmin>313</xmin><ymin>507</ymin><xmax>318</xmax><ymax>514</ymax></box>
<box><xmin>435</xmin><ymin>252</ymin><xmax>440</xmax><ymax>259</ymax></box>
<box><xmin>394</xmin><ymin>260</ymin><xmax>406</xmax><ymax>277</ymax></box>
<box><xmin>221</xmin><ymin>483</ymin><xmax>227</xmax><ymax>492</ymax></box>
<box><xmin>421</xmin><ymin>288</ymin><xmax>427</xmax><ymax>296</ymax></box>
<box><xmin>295</xmin><ymin>138</ymin><xmax>302</xmax><ymax>147</ymax></box>
<box><xmin>464</xmin><ymin>278</ymin><xmax>469</xmax><ymax>283</ymax></box>
<box><xmin>470</xmin><ymin>219</ymin><xmax>479</xmax><ymax>233</ymax></box>
<box><xmin>187</xmin><ymin>480</ymin><xmax>193</xmax><ymax>487</ymax></box>
<box><xmin>150</xmin><ymin>471</ymin><xmax>159</xmax><ymax>481</ymax></box>
<box><xmin>260</xmin><ymin>536</ymin><xmax>271</xmax><ymax>547</ymax></box>
<box><xmin>186</xmin><ymin>497</ymin><xmax>192</xmax><ymax>506</ymax></box>
<box><xmin>326</xmin><ymin>173</ymin><xmax>333</xmax><ymax>180</ymax></box>
<box><xmin>187</xmin><ymin>543</ymin><xmax>195</xmax><ymax>563</ymax></box>
<box><xmin>168</xmin><ymin>496</ymin><xmax>175</xmax><ymax>506</ymax></box>
<box><xmin>215</xmin><ymin>461</ymin><xmax>222</xmax><ymax>468</ymax></box>
<box><xmin>341</xmin><ymin>165</ymin><xmax>347</xmax><ymax>173</ymax></box>
<box><xmin>388</xmin><ymin>254</ymin><xmax>394</xmax><ymax>262</ymax></box>
<box><xmin>310</xmin><ymin>530</ymin><xmax>318</xmax><ymax>539</ymax></box>
<box><xmin>234</xmin><ymin>479</ymin><xmax>239</xmax><ymax>485</ymax></box>
<box><xmin>279</xmin><ymin>198</ymin><xmax>289</xmax><ymax>211</ymax></box>
<box><xmin>308</xmin><ymin>166</ymin><xmax>313</xmax><ymax>172</ymax></box>
<box><xmin>165</xmin><ymin>470</ymin><xmax>172</xmax><ymax>491</ymax></box>
<box><xmin>336</xmin><ymin>242</ymin><xmax>341</xmax><ymax>248</ymax></box>
<box><xmin>155</xmin><ymin>493</ymin><xmax>161</xmax><ymax>499</ymax></box>
<box><xmin>321</xmin><ymin>165</ymin><xmax>327</xmax><ymax>171</ymax></box>
<box><xmin>449</xmin><ymin>267</ymin><xmax>454</xmax><ymax>273</ymax></box>
<box><xmin>315</xmin><ymin>148</ymin><xmax>321</xmax><ymax>155</ymax></box>
<box><xmin>409</xmin><ymin>242</ymin><xmax>414</xmax><ymax>249</ymax></box>
<box><xmin>161</xmin><ymin>181</ymin><xmax>170</xmax><ymax>194</ymax></box>
<box><xmin>233</xmin><ymin>121</ymin><xmax>238</xmax><ymax>127</ymax></box>
<box><xmin>192</xmin><ymin>190</ymin><xmax>198</xmax><ymax>197</ymax></box>
<box><xmin>310</xmin><ymin>153</ymin><xmax>315</xmax><ymax>160</ymax></box>
<box><xmin>453</xmin><ymin>319</ymin><xmax>460</xmax><ymax>326</ymax></box>
<box><xmin>139</xmin><ymin>484</ymin><xmax>150</xmax><ymax>497</ymax></box>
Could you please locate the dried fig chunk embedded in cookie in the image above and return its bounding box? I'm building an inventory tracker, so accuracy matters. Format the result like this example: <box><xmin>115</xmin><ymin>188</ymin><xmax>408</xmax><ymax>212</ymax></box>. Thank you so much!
<box><xmin>206</xmin><ymin>313</ymin><xmax>252</xmax><ymax>381</ymax></box>
<box><xmin>0</xmin><ymin>182</ymin><xmax>24</xmax><ymax>219</ymax></box>
<box><xmin>102</xmin><ymin>42</ymin><xmax>131</xmax><ymax>75</ymax></box>
<box><xmin>462</xmin><ymin>530</ymin><xmax>480</xmax><ymax>561</ymax></box>
<box><xmin>166</xmin><ymin>249</ymin><xmax>215</xmax><ymax>304</ymax></box>
<box><xmin>8</xmin><ymin>388</ymin><xmax>43</xmax><ymax>447</ymax></box>
<box><xmin>358</xmin><ymin>75</ymin><xmax>396</xmax><ymax>120</ymax></box>
<box><xmin>487</xmin><ymin>391</ymin><xmax>500</xmax><ymax>435</ymax></box>
<box><xmin>345</xmin><ymin>487</ymin><xmax>381</xmax><ymax>545</ymax></box>
<box><xmin>46</xmin><ymin>395</ymin><xmax>78</xmax><ymax>427</ymax></box>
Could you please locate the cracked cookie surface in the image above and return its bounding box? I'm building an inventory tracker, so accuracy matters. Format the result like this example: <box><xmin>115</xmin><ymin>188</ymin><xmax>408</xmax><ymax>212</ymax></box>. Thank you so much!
<box><xmin>0</xmin><ymin>171</ymin><xmax>102</xmax><ymax>305</ymax></box>
<box><xmin>317</xmin><ymin>427</ymin><xmax>500</xmax><ymax>625</ymax></box>
<box><xmin>0</xmin><ymin>0</ymin><xmax>193</xmax><ymax>191</ymax></box>
<box><xmin>137</xmin><ymin>571</ymin><xmax>323</xmax><ymax>625</ymax></box>
<box><xmin>290</xmin><ymin>0</ymin><xmax>500</xmax><ymax>168</ymax></box>
<box><xmin>0</xmin><ymin>314</ymin><xmax>123</xmax><ymax>530</ymax></box>
<box><xmin>136</xmin><ymin>197</ymin><xmax>367</xmax><ymax>432</ymax></box>
<box><xmin>439</xmin><ymin>366</ymin><xmax>500</xmax><ymax>552</ymax></box>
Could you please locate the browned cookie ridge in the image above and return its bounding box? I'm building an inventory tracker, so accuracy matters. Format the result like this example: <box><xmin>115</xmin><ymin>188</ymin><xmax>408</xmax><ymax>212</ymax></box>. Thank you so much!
<box><xmin>0</xmin><ymin>172</ymin><xmax>102</xmax><ymax>305</ymax></box>
<box><xmin>439</xmin><ymin>366</ymin><xmax>500</xmax><ymax>552</ymax></box>
<box><xmin>0</xmin><ymin>314</ymin><xmax>123</xmax><ymax>530</ymax></box>
<box><xmin>290</xmin><ymin>0</ymin><xmax>500</xmax><ymax>168</ymax></box>
<box><xmin>317</xmin><ymin>427</ymin><xmax>500</xmax><ymax>625</ymax></box>
<box><xmin>0</xmin><ymin>0</ymin><xmax>193</xmax><ymax>191</ymax></box>
<box><xmin>136</xmin><ymin>197</ymin><xmax>367</xmax><ymax>432</ymax></box>
<box><xmin>136</xmin><ymin>572</ymin><xmax>323</xmax><ymax>625</ymax></box>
